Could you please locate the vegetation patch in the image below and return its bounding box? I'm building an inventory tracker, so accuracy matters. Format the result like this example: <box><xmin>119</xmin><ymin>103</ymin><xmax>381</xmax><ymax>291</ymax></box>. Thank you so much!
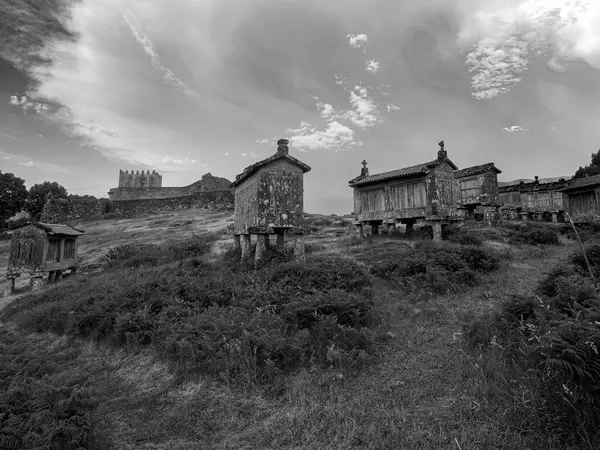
<box><xmin>464</xmin><ymin>243</ymin><xmax>600</xmax><ymax>448</ymax></box>
<box><xmin>2</xmin><ymin>254</ymin><xmax>378</xmax><ymax>387</ymax></box>
<box><xmin>501</xmin><ymin>222</ymin><xmax>560</xmax><ymax>246</ymax></box>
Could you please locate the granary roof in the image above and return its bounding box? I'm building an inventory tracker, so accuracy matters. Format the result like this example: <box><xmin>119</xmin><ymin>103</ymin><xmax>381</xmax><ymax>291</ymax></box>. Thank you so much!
<box><xmin>454</xmin><ymin>162</ymin><xmax>501</xmax><ymax>179</ymax></box>
<box><xmin>348</xmin><ymin>158</ymin><xmax>458</xmax><ymax>187</ymax></box>
<box><xmin>231</xmin><ymin>139</ymin><xmax>311</xmax><ymax>188</ymax></box>
<box><xmin>10</xmin><ymin>222</ymin><xmax>86</xmax><ymax>236</ymax></box>
<box><xmin>562</xmin><ymin>174</ymin><xmax>600</xmax><ymax>192</ymax></box>
<box><xmin>498</xmin><ymin>177</ymin><xmax>569</xmax><ymax>193</ymax></box>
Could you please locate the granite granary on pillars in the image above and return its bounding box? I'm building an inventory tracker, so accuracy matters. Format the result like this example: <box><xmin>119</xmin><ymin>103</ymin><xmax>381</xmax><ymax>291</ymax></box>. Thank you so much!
<box><xmin>454</xmin><ymin>162</ymin><xmax>502</xmax><ymax>224</ymax></box>
<box><xmin>520</xmin><ymin>177</ymin><xmax>568</xmax><ymax>222</ymax></box>
<box><xmin>498</xmin><ymin>182</ymin><xmax>524</xmax><ymax>220</ymax></box>
<box><xmin>561</xmin><ymin>174</ymin><xmax>600</xmax><ymax>221</ymax></box>
<box><xmin>3</xmin><ymin>223</ymin><xmax>84</xmax><ymax>297</ymax></box>
<box><xmin>231</xmin><ymin>139</ymin><xmax>311</xmax><ymax>265</ymax></box>
<box><xmin>348</xmin><ymin>141</ymin><xmax>461</xmax><ymax>241</ymax></box>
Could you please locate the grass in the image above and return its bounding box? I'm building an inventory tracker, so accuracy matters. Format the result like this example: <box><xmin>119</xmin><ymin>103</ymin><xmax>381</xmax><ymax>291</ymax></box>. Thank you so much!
<box><xmin>0</xmin><ymin>215</ymin><xmax>593</xmax><ymax>449</ymax></box>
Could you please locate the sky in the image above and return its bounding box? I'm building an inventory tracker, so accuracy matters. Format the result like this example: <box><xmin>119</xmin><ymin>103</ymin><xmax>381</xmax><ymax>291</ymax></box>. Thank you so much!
<box><xmin>1</xmin><ymin>0</ymin><xmax>600</xmax><ymax>214</ymax></box>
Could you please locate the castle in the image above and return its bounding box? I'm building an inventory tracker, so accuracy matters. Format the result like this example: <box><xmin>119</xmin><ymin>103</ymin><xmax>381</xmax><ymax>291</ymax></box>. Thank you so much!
<box><xmin>118</xmin><ymin>170</ymin><xmax>163</xmax><ymax>188</ymax></box>
<box><xmin>108</xmin><ymin>171</ymin><xmax>232</xmax><ymax>201</ymax></box>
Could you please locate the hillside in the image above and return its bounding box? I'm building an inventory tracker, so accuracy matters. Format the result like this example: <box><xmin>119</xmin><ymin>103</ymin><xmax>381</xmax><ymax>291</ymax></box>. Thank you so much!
<box><xmin>0</xmin><ymin>213</ymin><xmax>599</xmax><ymax>449</ymax></box>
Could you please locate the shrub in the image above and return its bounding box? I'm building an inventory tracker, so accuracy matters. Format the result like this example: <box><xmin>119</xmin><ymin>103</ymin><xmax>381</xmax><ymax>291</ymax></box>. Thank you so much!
<box><xmin>368</xmin><ymin>242</ymin><xmax>500</xmax><ymax>293</ymax></box>
<box><xmin>571</xmin><ymin>243</ymin><xmax>600</xmax><ymax>278</ymax></box>
<box><xmin>442</xmin><ymin>224</ymin><xmax>483</xmax><ymax>246</ymax></box>
<box><xmin>503</xmin><ymin>222</ymin><xmax>560</xmax><ymax>246</ymax></box>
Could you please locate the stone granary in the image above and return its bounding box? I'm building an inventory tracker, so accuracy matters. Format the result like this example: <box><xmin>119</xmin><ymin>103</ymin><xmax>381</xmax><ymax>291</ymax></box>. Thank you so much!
<box><xmin>348</xmin><ymin>141</ymin><xmax>461</xmax><ymax>240</ymax></box>
<box><xmin>561</xmin><ymin>174</ymin><xmax>600</xmax><ymax>219</ymax></box>
<box><xmin>3</xmin><ymin>223</ymin><xmax>84</xmax><ymax>297</ymax></box>
<box><xmin>231</xmin><ymin>138</ymin><xmax>311</xmax><ymax>264</ymax></box>
<box><xmin>454</xmin><ymin>163</ymin><xmax>502</xmax><ymax>223</ymax></box>
<box><xmin>499</xmin><ymin>177</ymin><xmax>568</xmax><ymax>222</ymax></box>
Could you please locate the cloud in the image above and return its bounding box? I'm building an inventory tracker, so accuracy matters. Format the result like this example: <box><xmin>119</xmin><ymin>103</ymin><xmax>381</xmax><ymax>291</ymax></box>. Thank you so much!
<box><xmin>347</xmin><ymin>33</ymin><xmax>368</xmax><ymax>51</ymax></box>
<box><xmin>0</xmin><ymin>150</ymin><xmax>70</xmax><ymax>174</ymax></box>
<box><xmin>224</xmin><ymin>152</ymin><xmax>230</xmax><ymax>156</ymax></box>
<box><xmin>365</xmin><ymin>59</ymin><xmax>380</xmax><ymax>73</ymax></box>
<box><xmin>458</xmin><ymin>0</ymin><xmax>600</xmax><ymax>99</ymax></box>
<box><xmin>122</xmin><ymin>10</ymin><xmax>203</xmax><ymax>99</ymax></box>
<box><xmin>241</xmin><ymin>152</ymin><xmax>259</xmax><ymax>158</ymax></box>
<box><xmin>0</xmin><ymin>133</ymin><xmax>17</xmax><ymax>139</ymax></box>
<box><xmin>503</xmin><ymin>125</ymin><xmax>529</xmax><ymax>132</ymax></box>
<box><xmin>255</xmin><ymin>139</ymin><xmax>269</xmax><ymax>144</ymax></box>
<box><xmin>386</xmin><ymin>104</ymin><xmax>400</xmax><ymax>112</ymax></box>
<box><xmin>288</xmin><ymin>120</ymin><xmax>358</xmax><ymax>152</ymax></box>
<box><xmin>9</xmin><ymin>95</ymin><xmax>51</xmax><ymax>115</ymax></box>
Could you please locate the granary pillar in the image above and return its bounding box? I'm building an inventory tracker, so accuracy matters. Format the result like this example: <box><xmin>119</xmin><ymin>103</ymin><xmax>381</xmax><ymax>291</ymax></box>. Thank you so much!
<box><xmin>3</xmin><ymin>273</ymin><xmax>19</xmax><ymax>297</ymax></box>
<box><xmin>370</xmin><ymin>221</ymin><xmax>380</xmax><ymax>235</ymax></box>
<box><xmin>275</xmin><ymin>229</ymin><xmax>285</xmax><ymax>251</ymax></box>
<box><xmin>255</xmin><ymin>234</ymin><xmax>269</xmax><ymax>265</ymax></box>
<box><xmin>387</xmin><ymin>222</ymin><xmax>395</xmax><ymax>237</ymax></box>
<box><xmin>47</xmin><ymin>271</ymin><xmax>56</xmax><ymax>284</ymax></box>
<box><xmin>405</xmin><ymin>222</ymin><xmax>414</xmax><ymax>236</ymax></box>
<box><xmin>30</xmin><ymin>272</ymin><xmax>46</xmax><ymax>291</ymax></box>
<box><xmin>233</xmin><ymin>235</ymin><xmax>241</xmax><ymax>252</ymax></box>
<box><xmin>294</xmin><ymin>234</ymin><xmax>306</xmax><ymax>262</ymax></box>
<box><xmin>551</xmin><ymin>212</ymin><xmax>558</xmax><ymax>223</ymax></box>
<box><xmin>430</xmin><ymin>221</ymin><xmax>443</xmax><ymax>241</ymax></box>
<box><xmin>355</xmin><ymin>223</ymin><xmax>364</xmax><ymax>239</ymax></box>
<box><xmin>240</xmin><ymin>234</ymin><xmax>252</xmax><ymax>260</ymax></box>
<box><xmin>55</xmin><ymin>271</ymin><xmax>63</xmax><ymax>283</ymax></box>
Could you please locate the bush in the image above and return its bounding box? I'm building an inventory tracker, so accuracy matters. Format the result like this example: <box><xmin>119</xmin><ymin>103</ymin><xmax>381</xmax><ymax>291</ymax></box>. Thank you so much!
<box><xmin>368</xmin><ymin>242</ymin><xmax>500</xmax><ymax>294</ymax></box>
<box><xmin>503</xmin><ymin>222</ymin><xmax>560</xmax><ymax>246</ymax></box>
<box><xmin>442</xmin><ymin>224</ymin><xmax>483</xmax><ymax>246</ymax></box>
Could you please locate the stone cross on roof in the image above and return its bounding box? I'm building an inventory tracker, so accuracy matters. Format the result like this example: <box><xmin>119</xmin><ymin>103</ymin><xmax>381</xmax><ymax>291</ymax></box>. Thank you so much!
<box><xmin>361</xmin><ymin>160</ymin><xmax>368</xmax><ymax>169</ymax></box>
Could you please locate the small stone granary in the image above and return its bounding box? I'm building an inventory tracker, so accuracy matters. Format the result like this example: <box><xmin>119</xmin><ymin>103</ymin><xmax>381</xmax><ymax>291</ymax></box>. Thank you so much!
<box><xmin>3</xmin><ymin>223</ymin><xmax>84</xmax><ymax>297</ymax></box>
<box><xmin>348</xmin><ymin>141</ymin><xmax>461</xmax><ymax>240</ymax></box>
<box><xmin>231</xmin><ymin>138</ymin><xmax>311</xmax><ymax>264</ymax></box>
<box><xmin>561</xmin><ymin>174</ymin><xmax>600</xmax><ymax>219</ymax></box>
<box><xmin>454</xmin><ymin>162</ymin><xmax>502</xmax><ymax>224</ymax></box>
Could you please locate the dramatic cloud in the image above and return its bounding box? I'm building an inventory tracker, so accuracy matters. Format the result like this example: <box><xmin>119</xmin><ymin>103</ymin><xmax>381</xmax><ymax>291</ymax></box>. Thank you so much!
<box><xmin>386</xmin><ymin>104</ymin><xmax>400</xmax><ymax>112</ymax></box>
<box><xmin>347</xmin><ymin>33</ymin><xmax>368</xmax><ymax>51</ymax></box>
<box><xmin>160</xmin><ymin>157</ymin><xmax>197</xmax><ymax>165</ymax></box>
<box><xmin>459</xmin><ymin>0</ymin><xmax>600</xmax><ymax>99</ymax></box>
<box><xmin>17</xmin><ymin>161</ymin><xmax>35</xmax><ymax>167</ymax></box>
<box><xmin>365</xmin><ymin>59</ymin><xmax>380</xmax><ymax>73</ymax></box>
<box><xmin>255</xmin><ymin>139</ymin><xmax>269</xmax><ymax>144</ymax></box>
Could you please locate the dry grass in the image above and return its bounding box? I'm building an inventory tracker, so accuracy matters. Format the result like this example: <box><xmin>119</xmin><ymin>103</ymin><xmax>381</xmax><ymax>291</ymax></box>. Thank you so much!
<box><xmin>0</xmin><ymin>214</ymin><xmax>585</xmax><ymax>449</ymax></box>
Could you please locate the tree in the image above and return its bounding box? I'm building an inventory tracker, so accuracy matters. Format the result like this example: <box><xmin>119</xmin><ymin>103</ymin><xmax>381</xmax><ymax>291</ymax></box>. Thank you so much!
<box><xmin>574</xmin><ymin>149</ymin><xmax>600</xmax><ymax>179</ymax></box>
<box><xmin>0</xmin><ymin>171</ymin><xmax>28</xmax><ymax>227</ymax></box>
<box><xmin>26</xmin><ymin>181</ymin><xmax>68</xmax><ymax>220</ymax></box>
<box><xmin>68</xmin><ymin>194</ymin><xmax>98</xmax><ymax>201</ymax></box>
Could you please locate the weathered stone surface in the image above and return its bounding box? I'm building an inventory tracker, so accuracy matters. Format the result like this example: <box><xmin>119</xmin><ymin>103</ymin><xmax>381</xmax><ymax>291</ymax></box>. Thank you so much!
<box><xmin>255</xmin><ymin>234</ymin><xmax>268</xmax><ymax>266</ymax></box>
<box><xmin>233</xmin><ymin>142</ymin><xmax>309</xmax><ymax>236</ymax></box>
<box><xmin>241</xmin><ymin>234</ymin><xmax>252</xmax><ymax>260</ymax></box>
<box><xmin>294</xmin><ymin>235</ymin><xmax>306</xmax><ymax>262</ymax></box>
<box><xmin>41</xmin><ymin>198</ymin><xmax>109</xmax><ymax>223</ymax></box>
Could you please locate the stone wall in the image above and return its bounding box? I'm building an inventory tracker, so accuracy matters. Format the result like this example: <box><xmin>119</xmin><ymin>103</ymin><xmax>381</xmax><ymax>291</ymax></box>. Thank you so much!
<box><xmin>40</xmin><ymin>190</ymin><xmax>234</xmax><ymax>223</ymax></box>
<box><xmin>108</xmin><ymin>191</ymin><xmax>234</xmax><ymax>216</ymax></box>
<box><xmin>40</xmin><ymin>198</ymin><xmax>109</xmax><ymax>223</ymax></box>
